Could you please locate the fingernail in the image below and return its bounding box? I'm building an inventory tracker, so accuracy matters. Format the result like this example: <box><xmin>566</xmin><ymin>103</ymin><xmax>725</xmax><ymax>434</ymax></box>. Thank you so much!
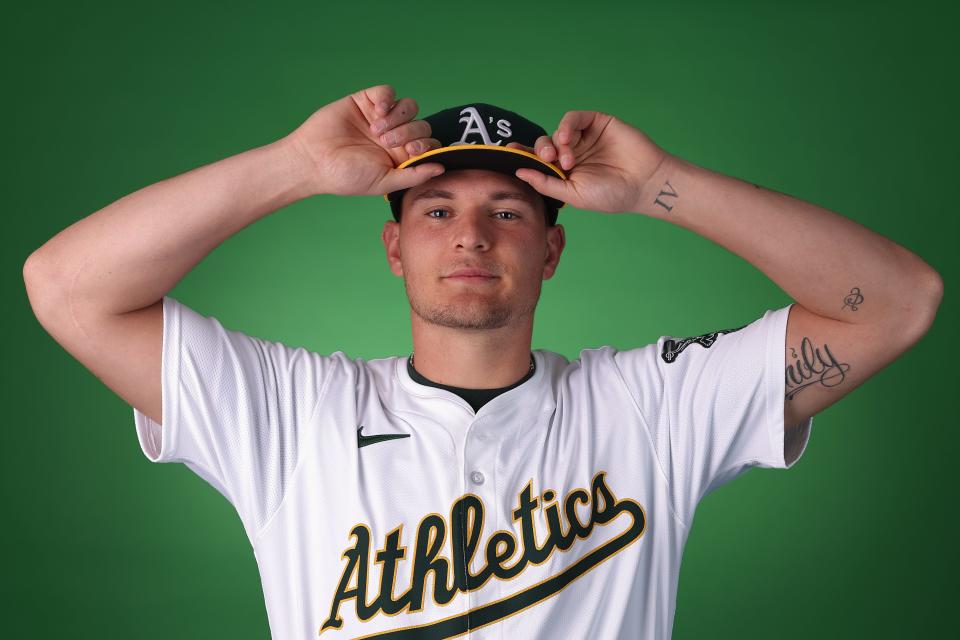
<box><xmin>372</xmin><ymin>120</ymin><xmax>386</xmax><ymax>134</ymax></box>
<box><xmin>561</xmin><ymin>154</ymin><xmax>572</xmax><ymax>167</ymax></box>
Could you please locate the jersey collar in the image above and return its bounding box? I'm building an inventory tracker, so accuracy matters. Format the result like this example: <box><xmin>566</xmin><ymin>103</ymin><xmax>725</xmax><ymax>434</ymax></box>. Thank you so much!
<box><xmin>395</xmin><ymin>350</ymin><xmax>556</xmax><ymax>421</ymax></box>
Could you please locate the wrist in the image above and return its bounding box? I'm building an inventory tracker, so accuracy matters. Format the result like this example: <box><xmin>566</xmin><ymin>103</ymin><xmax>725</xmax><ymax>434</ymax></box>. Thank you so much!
<box><xmin>275</xmin><ymin>132</ymin><xmax>326</xmax><ymax>198</ymax></box>
<box><xmin>631</xmin><ymin>151</ymin><xmax>678</xmax><ymax>217</ymax></box>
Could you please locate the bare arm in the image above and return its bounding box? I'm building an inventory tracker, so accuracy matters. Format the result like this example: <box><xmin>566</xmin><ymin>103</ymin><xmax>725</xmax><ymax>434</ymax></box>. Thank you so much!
<box><xmin>22</xmin><ymin>84</ymin><xmax>445</xmax><ymax>425</ymax></box>
<box><xmin>514</xmin><ymin>112</ymin><xmax>943</xmax><ymax>436</ymax></box>
<box><xmin>26</xmin><ymin>137</ymin><xmax>312</xmax><ymax>318</ymax></box>
<box><xmin>634</xmin><ymin>154</ymin><xmax>943</xmax><ymax>429</ymax></box>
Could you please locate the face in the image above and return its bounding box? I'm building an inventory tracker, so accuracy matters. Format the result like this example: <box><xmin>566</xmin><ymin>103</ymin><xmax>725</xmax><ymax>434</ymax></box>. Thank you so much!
<box><xmin>382</xmin><ymin>169</ymin><xmax>565</xmax><ymax>331</ymax></box>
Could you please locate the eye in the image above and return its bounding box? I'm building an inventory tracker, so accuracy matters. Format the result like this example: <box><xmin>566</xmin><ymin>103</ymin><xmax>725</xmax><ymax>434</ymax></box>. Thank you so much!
<box><xmin>426</xmin><ymin>208</ymin><xmax>450</xmax><ymax>218</ymax></box>
<box><xmin>494</xmin><ymin>210</ymin><xmax>519</xmax><ymax>220</ymax></box>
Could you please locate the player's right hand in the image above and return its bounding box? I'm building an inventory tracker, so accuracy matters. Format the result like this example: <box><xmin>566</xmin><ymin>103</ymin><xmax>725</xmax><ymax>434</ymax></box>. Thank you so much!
<box><xmin>286</xmin><ymin>84</ymin><xmax>445</xmax><ymax>197</ymax></box>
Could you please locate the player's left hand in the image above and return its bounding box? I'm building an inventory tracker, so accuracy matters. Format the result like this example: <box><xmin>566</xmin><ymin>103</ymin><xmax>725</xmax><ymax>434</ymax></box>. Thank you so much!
<box><xmin>508</xmin><ymin>111</ymin><xmax>672</xmax><ymax>214</ymax></box>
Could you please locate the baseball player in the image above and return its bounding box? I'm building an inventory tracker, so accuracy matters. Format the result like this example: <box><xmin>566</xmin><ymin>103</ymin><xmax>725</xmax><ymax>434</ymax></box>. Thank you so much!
<box><xmin>23</xmin><ymin>84</ymin><xmax>942</xmax><ymax>639</ymax></box>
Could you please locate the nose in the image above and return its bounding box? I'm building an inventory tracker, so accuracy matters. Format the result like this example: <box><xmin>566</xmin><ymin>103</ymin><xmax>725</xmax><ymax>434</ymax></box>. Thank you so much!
<box><xmin>453</xmin><ymin>213</ymin><xmax>491</xmax><ymax>251</ymax></box>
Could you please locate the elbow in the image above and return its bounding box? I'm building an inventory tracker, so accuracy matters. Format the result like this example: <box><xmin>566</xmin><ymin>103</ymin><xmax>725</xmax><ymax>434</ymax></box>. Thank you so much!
<box><xmin>926</xmin><ymin>267</ymin><xmax>944</xmax><ymax>307</ymax></box>
<box><xmin>905</xmin><ymin>266</ymin><xmax>943</xmax><ymax>338</ymax></box>
<box><xmin>23</xmin><ymin>249</ymin><xmax>53</xmax><ymax>294</ymax></box>
<box><xmin>23</xmin><ymin>250</ymin><xmax>46</xmax><ymax>296</ymax></box>
<box><xmin>23</xmin><ymin>249</ymin><xmax>65</xmax><ymax>318</ymax></box>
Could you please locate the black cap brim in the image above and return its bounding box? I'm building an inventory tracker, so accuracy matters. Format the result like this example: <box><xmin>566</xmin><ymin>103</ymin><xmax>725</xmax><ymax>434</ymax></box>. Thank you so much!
<box><xmin>385</xmin><ymin>144</ymin><xmax>566</xmax><ymax>222</ymax></box>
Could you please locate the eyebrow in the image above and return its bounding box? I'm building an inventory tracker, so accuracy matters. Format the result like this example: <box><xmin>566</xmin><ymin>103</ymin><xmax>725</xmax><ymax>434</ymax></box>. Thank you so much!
<box><xmin>408</xmin><ymin>188</ymin><xmax>537</xmax><ymax>206</ymax></box>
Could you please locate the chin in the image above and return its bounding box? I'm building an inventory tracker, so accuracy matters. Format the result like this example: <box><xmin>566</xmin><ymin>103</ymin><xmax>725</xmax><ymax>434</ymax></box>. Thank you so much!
<box><xmin>417</xmin><ymin>303</ymin><xmax>512</xmax><ymax>331</ymax></box>
<box><xmin>404</xmin><ymin>279</ymin><xmax>539</xmax><ymax>331</ymax></box>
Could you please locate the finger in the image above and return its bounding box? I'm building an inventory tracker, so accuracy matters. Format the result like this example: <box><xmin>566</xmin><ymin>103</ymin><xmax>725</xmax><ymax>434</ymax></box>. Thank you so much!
<box><xmin>376</xmin><ymin>98</ymin><xmax>397</xmax><ymax>117</ymax></box>
<box><xmin>379</xmin><ymin>119</ymin><xmax>431</xmax><ymax>148</ymax></box>
<box><xmin>506</xmin><ymin>138</ymin><xmax>556</xmax><ymax>163</ymax></box>
<box><xmin>354</xmin><ymin>84</ymin><xmax>396</xmax><ymax>117</ymax></box>
<box><xmin>533</xmin><ymin>135</ymin><xmax>557</xmax><ymax>163</ymax></box>
<box><xmin>551</xmin><ymin>131</ymin><xmax>577</xmax><ymax>171</ymax></box>
<box><xmin>514</xmin><ymin>168</ymin><xmax>575</xmax><ymax>204</ymax></box>
<box><xmin>505</xmin><ymin>141</ymin><xmax>535</xmax><ymax>153</ymax></box>
<box><xmin>405</xmin><ymin>137</ymin><xmax>442</xmax><ymax>156</ymax></box>
<box><xmin>379</xmin><ymin>162</ymin><xmax>446</xmax><ymax>193</ymax></box>
<box><xmin>556</xmin><ymin>110</ymin><xmax>595</xmax><ymax>145</ymax></box>
<box><xmin>552</xmin><ymin>126</ymin><xmax>583</xmax><ymax>152</ymax></box>
<box><xmin>554</xmin><ymin>111</ymin><xmax>595</xmax><ymax>169</ymax></box>
<box><xmin>370</xmin><ymin>97</ymin><xmax>420</xmax><ymax>134</ymax></box>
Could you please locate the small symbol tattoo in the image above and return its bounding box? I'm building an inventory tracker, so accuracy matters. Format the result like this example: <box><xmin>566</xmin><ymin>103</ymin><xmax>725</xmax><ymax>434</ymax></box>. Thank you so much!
<box><xmin>842</xmin><ymin>287</ymin><xmax>864</xmax><ymax>311</ymax></box>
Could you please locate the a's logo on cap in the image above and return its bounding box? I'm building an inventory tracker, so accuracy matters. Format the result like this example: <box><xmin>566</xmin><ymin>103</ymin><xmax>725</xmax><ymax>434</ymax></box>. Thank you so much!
<box><xmin>454</xmin><ymin>106</ymin><xmax>513</xmax><ymax>146</ymax></box>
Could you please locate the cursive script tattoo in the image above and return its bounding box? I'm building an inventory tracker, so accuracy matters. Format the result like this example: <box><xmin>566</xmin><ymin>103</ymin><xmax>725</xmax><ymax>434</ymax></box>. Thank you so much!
<box><xmin>785</xmin><ymin>336</ymin><xmax>850</xmax><ymax>401</ymax></box>
<box><xmin>842</xmin><ymin>287</ymin><xmax>863</xmax><ymax>311</ymax></box>
<box><xmin>653</xmin><ymin>180</ymin><xmax>679</xmax><ymax>213</ymax></box>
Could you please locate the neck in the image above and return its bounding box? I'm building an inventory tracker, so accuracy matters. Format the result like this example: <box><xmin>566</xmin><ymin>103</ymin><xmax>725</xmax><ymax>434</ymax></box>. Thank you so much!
<box><xmin>409</xmin><ymin>311</ymin><xmax>535</xmax><ymax>389</ymax></box>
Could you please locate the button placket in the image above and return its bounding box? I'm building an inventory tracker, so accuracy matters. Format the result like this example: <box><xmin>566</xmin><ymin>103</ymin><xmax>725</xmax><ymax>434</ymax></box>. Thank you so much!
<box><xmin>462</xmin><ymin>421</ymin><xmax>499</xmax><ymax>636</ymax></box>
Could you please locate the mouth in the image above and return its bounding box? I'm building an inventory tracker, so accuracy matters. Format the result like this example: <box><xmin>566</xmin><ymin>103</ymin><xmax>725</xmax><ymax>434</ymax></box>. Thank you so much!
<box><xmin>442</xmin><ymin>268</ymin><xmax>500</xmax><ymax>285</ymax></box>
<box><xmin>444</xmin><ymin>275</ymin><xmax>499</xmax><ymax>283</ymax></box>
<box><xmin>443</xmin><ymin>267</ymin><xmax>499</xmax><ymax>280</ymax></box>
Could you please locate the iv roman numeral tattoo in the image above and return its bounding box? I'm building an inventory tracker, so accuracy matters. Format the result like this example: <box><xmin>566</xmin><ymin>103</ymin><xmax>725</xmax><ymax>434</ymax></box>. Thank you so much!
<box><xmin>653</xmin><ymin>180</ymin><xmax>678</xmax><ymax>212</ymax></box>
<box><xmin>785</xmin><ymin>337</ymin><xmax>851</xmax><ymax>401</ymax></box>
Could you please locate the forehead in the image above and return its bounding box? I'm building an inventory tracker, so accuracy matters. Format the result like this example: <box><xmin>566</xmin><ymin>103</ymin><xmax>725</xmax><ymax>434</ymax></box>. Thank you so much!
<box><xmin>401</xmin><ymin>169</ymin><xmax>543</xmax><ymax>209</ymax></box>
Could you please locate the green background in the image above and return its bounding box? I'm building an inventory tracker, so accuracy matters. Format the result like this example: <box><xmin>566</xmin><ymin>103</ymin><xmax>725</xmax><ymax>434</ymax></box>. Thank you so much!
<box><xmin>3</xmin><ymin>0</ymin><xmax>956</xmax><ymax>637</ymax></box>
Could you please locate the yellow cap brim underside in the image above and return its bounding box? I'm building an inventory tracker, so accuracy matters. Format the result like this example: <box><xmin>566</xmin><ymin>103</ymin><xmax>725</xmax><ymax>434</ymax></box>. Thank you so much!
<box><xmin>383</xmin><ymin>144</ymin><xmax>567</xmax><ymax>207</ymax></box>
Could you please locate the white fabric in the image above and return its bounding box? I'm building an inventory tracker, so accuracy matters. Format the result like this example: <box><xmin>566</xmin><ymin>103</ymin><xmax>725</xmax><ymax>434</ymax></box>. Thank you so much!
<box><xmin>134</xmin><ymin>295</ymin><xmax>812</xmax><ymax>640</ymax></box>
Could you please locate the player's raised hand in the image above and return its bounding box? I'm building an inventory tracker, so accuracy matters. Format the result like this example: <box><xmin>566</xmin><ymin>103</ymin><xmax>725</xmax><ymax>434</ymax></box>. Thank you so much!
<box><xmin>287</xmin><ymin>84</ymin><xmax>445</xmax><ymax>197</ymax></box>
<box><xmin>509</xmin><ymin>111</ymin><xmax>672</xmax><ymax>214</ymax></box>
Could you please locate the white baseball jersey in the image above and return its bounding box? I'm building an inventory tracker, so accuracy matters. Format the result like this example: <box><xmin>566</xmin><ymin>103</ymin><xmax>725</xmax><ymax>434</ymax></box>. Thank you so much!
<box><xmin>133</xmin><ymin>295</ymin><xmax>813</xmax><ymax>639</ymax></box>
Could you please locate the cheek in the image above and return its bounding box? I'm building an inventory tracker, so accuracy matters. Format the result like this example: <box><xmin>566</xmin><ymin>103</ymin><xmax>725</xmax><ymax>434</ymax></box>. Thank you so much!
<box><xmin>397</xmin><ymin>240</ymin><xmax>437</xmax><ymax>284</ymax></box>
<box><xmin>520</xmin><ymin>241</ymin><xmax>549</xmax><ymax>276</ymax></box>
<box><xmin>400</xmin><ymin>227</ymin><xmax>452</xmax><ymax>263</ymax></box>
<box><xmin>399</xmin><ymin>229</ymin><xmax>439</xmax><ymax>260</ymax></box>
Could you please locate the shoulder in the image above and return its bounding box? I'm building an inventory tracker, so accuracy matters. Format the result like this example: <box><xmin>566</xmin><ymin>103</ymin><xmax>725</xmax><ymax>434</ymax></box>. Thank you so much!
<box><xmin>319</xmin><ymin>352</ymin><xmax>407</xmax><ymax>392</ymax></box>
<box><xmin>538</xmin><ymin>345</ymin><xmax>661</xmax><ymax>391</ymax></box>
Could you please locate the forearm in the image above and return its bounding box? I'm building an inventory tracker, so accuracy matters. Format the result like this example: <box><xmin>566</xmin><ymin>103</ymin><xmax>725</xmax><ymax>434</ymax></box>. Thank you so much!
<box><xmin>25</xmin><ymin>134</ymin><xmax>314</xmax><ymax>317</ymax></box>
<box><xmin>636</xmin><ymin>154</ymin><xmax>942</xmax><ymax>330</ymax></box>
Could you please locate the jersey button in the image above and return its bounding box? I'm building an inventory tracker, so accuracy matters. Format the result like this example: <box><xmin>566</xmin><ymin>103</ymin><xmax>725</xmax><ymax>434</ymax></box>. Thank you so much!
<box><xmin>469</xmin><ymin>470</ymin><xmax>485</xmax><ymax>485</ymax></box>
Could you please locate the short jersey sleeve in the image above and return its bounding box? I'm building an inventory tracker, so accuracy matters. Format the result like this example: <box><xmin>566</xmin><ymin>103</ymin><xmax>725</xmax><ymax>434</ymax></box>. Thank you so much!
<box><xmin>611</xmin><ymin>303</ymin><xmax>813</xmax><ymax>527</ymax></box>
<box><xmin>132</xmin><ymin>296</ymin><xmax>335</xmax><ymax>539</ymax></box>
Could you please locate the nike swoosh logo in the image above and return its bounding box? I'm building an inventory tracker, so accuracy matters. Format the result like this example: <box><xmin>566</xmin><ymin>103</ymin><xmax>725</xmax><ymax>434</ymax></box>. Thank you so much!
<box><xmin>357</xmin><ymin>425</ymin><xmax>411</xmax><ymax>449</ymax></box>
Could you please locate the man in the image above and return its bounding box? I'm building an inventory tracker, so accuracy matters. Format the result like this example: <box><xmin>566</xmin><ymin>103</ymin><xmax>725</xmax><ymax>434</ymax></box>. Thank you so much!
<box><xmin>23</xmin><ymin>84</ymin><xmax>942</xmax><ymax>639</ymax></box>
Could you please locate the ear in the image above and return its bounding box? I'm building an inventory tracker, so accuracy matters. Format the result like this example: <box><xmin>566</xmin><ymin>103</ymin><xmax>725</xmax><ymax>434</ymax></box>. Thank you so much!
<box><xmin>382</xmin><ymin>220</ymin><xmax>404</xmax><ymax>277</ymax></box>
<box><xmin>542</xmin><ymin>223</ymin><xmax>566</xmax><ymax>280</ymax></box>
